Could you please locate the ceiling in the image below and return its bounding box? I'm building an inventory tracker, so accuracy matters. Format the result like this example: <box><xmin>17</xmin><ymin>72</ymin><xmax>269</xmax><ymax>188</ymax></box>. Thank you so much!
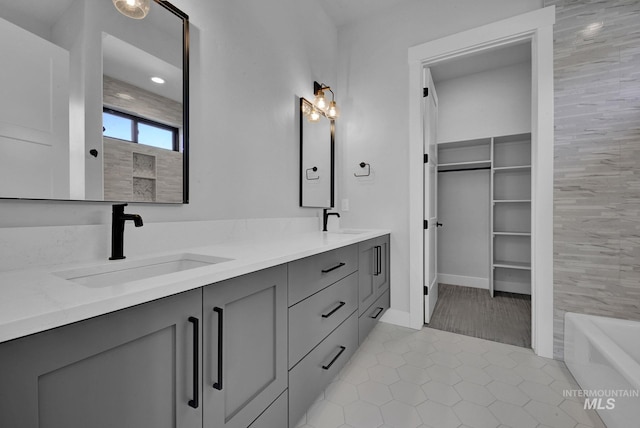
<box><xmin>316</xmin><ymin>1</ymin><xmax>531</xmax><ymax>82</ymax></box>
<box><xmin>316</xmin><ymin>0</ymin><xmax>414</xmax><ymax>27</ymax></box>
<box><xmin>430</xmin><ymin>42</ymin><xmax>531</xmax><ymax>83</ymax></box>
<box><xmin>103</xmin><ymin>34</ymin><xmax>183</xmax><ymax>103</ymax></box>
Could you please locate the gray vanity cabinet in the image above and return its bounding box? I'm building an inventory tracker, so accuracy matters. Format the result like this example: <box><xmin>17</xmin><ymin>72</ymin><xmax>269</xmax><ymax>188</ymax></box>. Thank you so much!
<box><xmin>358</xmin><ymin>235</ymin><xmax>390</xmax><ymax>316</ymax></box>
<box><xmin>287</xmin><ymin>245</ymin><xmax>361</xmax><ymax>426</ymax></box>
<box><xmin>202</xmin><ymin>265</ymin><xmax>288</xmax><ymax>428</ymax></box>
<box><xmin>0</xmin><ymin>289</ymin><xmax>202</xmax><ymax>428</ymax></box>
<box><xmin>248</xmin><ymin>390</ymin><xmax>288</xmax><ymax>428</ymax></box>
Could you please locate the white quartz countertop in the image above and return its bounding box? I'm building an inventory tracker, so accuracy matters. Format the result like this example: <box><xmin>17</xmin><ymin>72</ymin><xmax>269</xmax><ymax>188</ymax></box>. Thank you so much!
<box><xmin>0</xmin><ymin>229</ymin><xmax>389</xmax><ymax>344</ymax></box>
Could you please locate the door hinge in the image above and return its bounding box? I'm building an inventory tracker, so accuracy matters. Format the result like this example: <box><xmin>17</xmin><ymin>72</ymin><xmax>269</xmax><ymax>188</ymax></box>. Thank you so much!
<box><xmin>424</xmin><ymin>220</ymin><xmax>428</xmax><ymax>229</ymax></box>
<box><xmin>423</xmin><ymin>87</ymin><xmax>428</xmax><ymax>97</ymax></box>
<box><xmin>424</xmin><ymin>153</ymin><xmax>428</xmax><ymax>163</ymax></box>
<box><xmin>424</xmin><ymin>285</ymin><xmax>429</xmax><ymax>295</ymax></box>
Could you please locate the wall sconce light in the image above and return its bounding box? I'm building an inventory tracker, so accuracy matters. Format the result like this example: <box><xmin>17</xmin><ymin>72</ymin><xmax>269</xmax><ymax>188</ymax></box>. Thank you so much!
<box><xmin>113</xmin><ymin>0</ymin><xmax>151</xmax><ymax>19</ymax></box>
<box><xmin>313</xmin><ymin>81</ymin><xmax>340</xmax><ymax>120</ymax></box>
<box><xmin>301</xmin><ymin>98</ymin><xmax>322</xmax><ymax>123</ymax></box>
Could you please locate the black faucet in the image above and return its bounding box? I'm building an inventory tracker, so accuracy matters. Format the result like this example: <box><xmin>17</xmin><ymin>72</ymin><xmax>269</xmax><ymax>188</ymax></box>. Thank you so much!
<box><xmin>109</xmin><ymin>203</ymin><xmax>143</xmax><ymax>260</ymax></box>
<box><xmin>322</xmin><ymin>208</ymin><xmax>340</xmax><ymax>232</ymax></box>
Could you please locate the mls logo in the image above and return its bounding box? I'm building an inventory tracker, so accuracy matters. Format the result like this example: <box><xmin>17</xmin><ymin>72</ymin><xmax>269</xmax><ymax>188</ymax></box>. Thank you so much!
<box><xmin>584</xmin><ymin>398</ymin><xmax>615</xmax><ymax>410</ymax></box>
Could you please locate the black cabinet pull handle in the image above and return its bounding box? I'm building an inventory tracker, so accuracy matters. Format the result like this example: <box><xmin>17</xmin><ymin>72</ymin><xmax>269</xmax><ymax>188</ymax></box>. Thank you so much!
<box><xmin>188</xmin><ymin>316</ymin><xmax>199</xmax><ymax>409</ymax></box>
<box><xmin>322</xmin><ymin>262</ymin><xmax>345</xmax><ymax>273</ymax></box>
<box><xmin>321</xmin><ymin>301</ymin><xmax>346</xmax><ymax>318</ymax></box>
<box><xmin>213</xmin><ymin>307</ymin><xmax>223</xmax><ymax>390</ymax></box>
<box><xmin>322</xmin><ymin>346</ymin><xmax>346</xmax><ymax>370</ymax></box>
<box><xmin>378</xmin><ymin>246</ymin><xmax>382</xmax><ymax>275</ymax></box>
<box><xmin>372</xmin><ymin>248</ymin><xmax>377</xmax><ymax>276</ymax></box>
<box><xmin>370</xmin><ymin>307</ymin><xmax>384</xmax><ymax>319</ymax></box>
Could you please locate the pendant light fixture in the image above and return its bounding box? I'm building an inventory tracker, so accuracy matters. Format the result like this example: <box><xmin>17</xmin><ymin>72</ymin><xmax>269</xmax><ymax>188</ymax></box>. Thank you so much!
<box><xmin>113</xmin><ymin>0</ymin><xmax>151</xmax><ymax>19</ymax></box>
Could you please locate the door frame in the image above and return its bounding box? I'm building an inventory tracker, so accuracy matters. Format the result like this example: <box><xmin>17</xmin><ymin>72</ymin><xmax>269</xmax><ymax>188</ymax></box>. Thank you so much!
<box><xmin>407</xmin><ymin>6</ymin><xmax>555</xmax><ymax>358</ymax></box>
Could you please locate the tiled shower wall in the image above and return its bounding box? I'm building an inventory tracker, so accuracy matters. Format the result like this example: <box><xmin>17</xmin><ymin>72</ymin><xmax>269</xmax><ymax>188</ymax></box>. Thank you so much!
<box><xmin>547</xmin><ymin>0</ymin><xmax>640</xmax><ymax>358</ymax></box>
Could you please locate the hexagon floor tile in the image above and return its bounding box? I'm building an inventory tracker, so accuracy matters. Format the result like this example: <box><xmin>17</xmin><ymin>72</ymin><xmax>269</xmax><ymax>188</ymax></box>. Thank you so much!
<box><xmin>295</xmin><ymin>323</ymin><xmax>606</xmax><ymax>428</ymax></box>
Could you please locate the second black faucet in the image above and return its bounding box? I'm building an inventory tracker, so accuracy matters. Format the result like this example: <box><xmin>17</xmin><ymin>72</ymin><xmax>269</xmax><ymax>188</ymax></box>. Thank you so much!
<box><xmin>322</xmin><ymin>208</ymin><xmax>340</xmax><ymax>232</ymax></box>
<box><xmin>110</xmin><ymin>203</ymin><xmax>143</xmax><ymax>260</ymax></box>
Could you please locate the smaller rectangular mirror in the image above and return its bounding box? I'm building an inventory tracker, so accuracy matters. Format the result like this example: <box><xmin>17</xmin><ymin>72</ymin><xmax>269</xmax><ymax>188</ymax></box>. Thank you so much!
<box><xmin>300</xmin><ymin>98</ymin><xmax>334</xmax><ymax>208</ymax></box>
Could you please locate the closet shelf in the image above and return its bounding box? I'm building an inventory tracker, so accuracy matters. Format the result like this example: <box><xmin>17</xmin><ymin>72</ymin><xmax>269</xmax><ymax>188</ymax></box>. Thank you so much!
<box><xmin>438</xmin><ymin>160</ymin><xmax>491</xmax><ymax>172</ymax></box>
<box><xmin>493</xmin><ymin>199</ymin><xmax>531</xmax><ymax>203</ymax></box>
<box><xmin>493</xmin><ymin>260</ymin><xmax>531</xmax><ymax>270</ymax></box>
<box><xmin>493</xmin><ymin>165</ymin><xmax>531</xmax><ymax>171</ymax></box>
<box><xmin>437</xmin><ymin>138</ymin><xmax>491</xmax><ymax>149</ymax></box>
<box><xmin>493</xmin><ymin>232</ymin><xmax>531</xmax><ymax>236</ymax></box>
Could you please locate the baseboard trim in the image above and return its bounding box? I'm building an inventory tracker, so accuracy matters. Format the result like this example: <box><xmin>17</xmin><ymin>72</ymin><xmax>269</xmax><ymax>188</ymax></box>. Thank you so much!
<box><xmin>380</xmin><ymin>308</ymin><xmax>420</xmax><ymax>329</ymax></box>
<box><xmin>438</xmin><ymin>273</ymin><xmax>489</xmax><ymax>289</ymax></box>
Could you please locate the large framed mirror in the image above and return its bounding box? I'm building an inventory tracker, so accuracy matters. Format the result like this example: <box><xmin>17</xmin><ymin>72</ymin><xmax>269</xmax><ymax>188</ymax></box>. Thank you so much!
<box><xmin>0</xmin><ymin>0</ymin><xmax>189</xmax><ymax>203</ymax></box>
<box><xmin>299</xmin><ymin>98</ymin><xmax>334</xmax><ymax>208</ymax></box>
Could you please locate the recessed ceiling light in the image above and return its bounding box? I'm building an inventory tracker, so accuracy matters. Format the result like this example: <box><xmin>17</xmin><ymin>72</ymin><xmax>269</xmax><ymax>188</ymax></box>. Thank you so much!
<box><xmin>151</xmin><ymin>76</ymin><xmax>165</xmax><ymax>84</ymax></box>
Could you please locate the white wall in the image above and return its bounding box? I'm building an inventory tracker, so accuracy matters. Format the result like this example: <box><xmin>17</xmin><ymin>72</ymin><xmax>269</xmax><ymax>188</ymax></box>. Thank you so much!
<box><xmin>0</xmin><ymin>0</ymin><xmax>337</xmax><ymax>227</ymax></box>
<box><xmin>437</xmin><ymin>170</ymin><xmax>491</xmax><ymax>287</ymax></box>
<box><xmin>436</xmin><ymin>62</ymin><xmax>532</xmax><ymax>143</ymax></box>
<box><xmin>337</xmin><ymin>0</ymin><xmax>542</xmax><ymax>314</ymax></box>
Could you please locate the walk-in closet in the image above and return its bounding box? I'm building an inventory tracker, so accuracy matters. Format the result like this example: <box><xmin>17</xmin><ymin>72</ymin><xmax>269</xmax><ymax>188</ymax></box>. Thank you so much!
<box><xmin>425</xmin><ymin>42</ymin><xmax>534</xmax><ymax>348</ymax></box>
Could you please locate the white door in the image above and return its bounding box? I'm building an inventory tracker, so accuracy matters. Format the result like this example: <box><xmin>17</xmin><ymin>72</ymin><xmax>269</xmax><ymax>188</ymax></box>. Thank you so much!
<box><xmin>423</xmin><ymin>68</ymin><xmax>439</xmax><ymax>323</ymax></box>
<box><xmin>0</xmin><ymin>16</ymin><xmax>70</xmax><ymax>199</ymax></box>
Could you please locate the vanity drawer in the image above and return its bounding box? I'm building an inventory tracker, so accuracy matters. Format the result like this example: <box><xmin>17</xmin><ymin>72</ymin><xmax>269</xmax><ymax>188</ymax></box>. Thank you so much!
<box><xmin>289</xmin><ymin>312</ymin><xmax>358</xmax><ymax>426</ymax></box>
<box><xmin>358</xmin><ymin>290</ymin><xmax>390</xmax><ymax>344</ymax></box>
<box><xmin>288</xmin><ymin>244</ymin><xmax>358</xmax><ymax>306</ymax></box>
<box><xmin>247</xmin><ymin>390</ymin><xmax>287</xmax><ymax>428</ymax></box>
<box><xmin>289</xmin><ymin>272</ymin><xmax>358</xmax><ymax>368</ymax></box>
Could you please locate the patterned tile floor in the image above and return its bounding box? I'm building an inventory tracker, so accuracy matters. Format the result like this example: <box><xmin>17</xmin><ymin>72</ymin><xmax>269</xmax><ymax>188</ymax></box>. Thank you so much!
<box><xmin>295</xmin><ymin>322</ymin><xmax>605</xmax><ymax>428</ymax></box>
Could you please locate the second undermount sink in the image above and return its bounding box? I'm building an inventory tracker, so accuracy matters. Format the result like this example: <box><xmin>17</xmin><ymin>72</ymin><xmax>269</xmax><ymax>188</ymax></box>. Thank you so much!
<box><xmin>54</xmin><ymin>253</ymin><xmax>232</xmax><ymax>288</ymax></box>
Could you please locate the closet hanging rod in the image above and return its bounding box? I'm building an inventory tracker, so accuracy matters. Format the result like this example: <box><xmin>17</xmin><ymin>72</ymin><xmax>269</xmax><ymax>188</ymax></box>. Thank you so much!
<box><xmin>438</xmin><ymin>166</ymin><xmax>491</xmax><ymax>173</ymax></box>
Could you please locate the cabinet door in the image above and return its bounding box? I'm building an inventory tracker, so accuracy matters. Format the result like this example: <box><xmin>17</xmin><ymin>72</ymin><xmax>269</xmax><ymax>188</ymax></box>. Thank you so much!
<box><xmin>203</xmin><ymin>265</ymin><xmax>287</xmax><ymax>428</ymax></box>
<box><xmin>0</xmin><ymin>289</ymin><xmax>202</xmax><ymax>428</ymax></box>
<box><xmin>358</xmin><ymin>239</ymin><xmax>377</xmax><ymax>315</ymax></box>
<box><xmin>374</xmin><ymin>235</ymin><xmax>390</xmax><ymax>297</ymax></box>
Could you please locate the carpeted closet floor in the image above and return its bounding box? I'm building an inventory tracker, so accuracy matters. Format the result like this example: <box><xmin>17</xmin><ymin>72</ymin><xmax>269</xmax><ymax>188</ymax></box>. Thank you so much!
<box><xmin>427</xmin><ymin>283</ymin><xmax>531</xmax><ymax>348</ymax></box>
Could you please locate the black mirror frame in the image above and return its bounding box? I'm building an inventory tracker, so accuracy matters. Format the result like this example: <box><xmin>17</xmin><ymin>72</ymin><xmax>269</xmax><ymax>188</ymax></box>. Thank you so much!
<box><xmin>0</xmin><ymin>0</ymin><xmax>190</xmax><ymax>204</ymax></box>
<box><xmin>157</xmin><ymin>0</ymin><xmax>189</xmax><ymax>204</ymax></box>
<box><xmin>299</xmin><ymin>97</ymin><xmax>335</xmax><ymax>209</ymax></box>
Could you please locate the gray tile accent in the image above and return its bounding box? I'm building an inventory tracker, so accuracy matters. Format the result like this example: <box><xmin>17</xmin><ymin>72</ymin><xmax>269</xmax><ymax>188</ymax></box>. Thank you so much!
<box><xmin>103</xmin><ymin>138</ymin><xmax>183</xmax><ymax>203</ymax></box>
<box><xmin>547</xmin><ymin>0</ymin><xmax>640</xmax><ymax>359</ymax></box>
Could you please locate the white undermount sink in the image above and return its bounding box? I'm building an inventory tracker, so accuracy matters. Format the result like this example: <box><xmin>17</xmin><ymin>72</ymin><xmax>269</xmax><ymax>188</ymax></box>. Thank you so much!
<box><xmin>54</xmin><ymin>253</ymin><xmax>232</xmax><ymax>288</ymax></box>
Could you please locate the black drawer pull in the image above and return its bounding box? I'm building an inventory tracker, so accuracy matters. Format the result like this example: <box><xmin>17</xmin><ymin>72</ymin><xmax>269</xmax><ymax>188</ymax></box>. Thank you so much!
<box><xmin>322</xmin><ymin>262</ymin><xmax>345</xmax><ymax>274</ymax></box>
<box><xmin>321</xmin><ymin>301</ymin><xmax>346</xmax><ymax>318</ymax></box>
<box><xmin>377</xmin><ymin>246</ymin><xmax>382</xmax><ymax>275</ymax></box>
<box><xmin>370</xmin><ymin>307</ymin><xmax>384</xmax><ymax>319</ymax></box>
<box><xmin>322</xmin><ymin>346</ymin><xmax>346</xmax><ymax>370</ymax></box>
<box><xmin>372</xmin><ymin>247</ymin><xmax>377</xmax><ymax>276</ymax></box>
<box><xmin>188</xmin><ymin>316</ymin><xmax>199</xmax><ymax>409</ymax></box>
<box><xmin>213</xmin><ymin>307</ymin><xmax>223</xmax><ymax>390</ymax></box>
